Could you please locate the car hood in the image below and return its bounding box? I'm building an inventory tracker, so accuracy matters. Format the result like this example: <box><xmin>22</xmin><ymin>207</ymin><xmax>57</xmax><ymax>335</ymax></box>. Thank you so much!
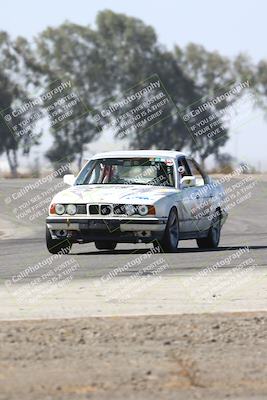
<box><xmin>52</xmin><ymin>184</ymin><xmax>178</xmax><ymax>205</ymax></box>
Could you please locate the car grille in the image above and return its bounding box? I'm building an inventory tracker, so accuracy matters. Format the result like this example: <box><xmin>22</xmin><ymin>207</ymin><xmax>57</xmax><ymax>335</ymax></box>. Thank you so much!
<box><xmin>88</xmin><ymin>204</ymin><xmax>127</xmax><ymax>216</ymax></box>
<box><xmin>100</xmin><ymin>205</ymin><xmax>112</xmax><ymax>215</ymax></box>
<box><xmin>76</xmin><ymin>204</ymin><xmax>87</xmax><ymax>214</ymax></box>
<box><xmin>113</xmin><ymin>204</ymin><xmax>127</xmax><ymax>215</ymax></box>
<box><xmin>89</xmin><ymin>205</ymin><xmax>99</xmax><ymax>215</ymax></box>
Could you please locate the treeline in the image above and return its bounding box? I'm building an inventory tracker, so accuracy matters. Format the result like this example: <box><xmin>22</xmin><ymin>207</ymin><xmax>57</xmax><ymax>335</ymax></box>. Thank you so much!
<box><xmin>0</xmin><ymin>9</ymin><xmax>266</xmax><ymax>176</ymax></box>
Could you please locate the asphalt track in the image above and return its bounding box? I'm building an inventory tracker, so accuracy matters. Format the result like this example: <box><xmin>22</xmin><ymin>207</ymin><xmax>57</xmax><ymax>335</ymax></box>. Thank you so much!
<box><xmin>0</xmin><ymin>175</ymin><xmax>267</xmax><ymax>319</ymax></box>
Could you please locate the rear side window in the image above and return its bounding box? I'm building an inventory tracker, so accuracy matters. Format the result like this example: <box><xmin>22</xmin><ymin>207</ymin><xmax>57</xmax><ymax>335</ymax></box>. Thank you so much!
<box><xmin>177</xmin><ymin>157</ymin><xmax>191</xmax><ymax>178</ymax></box>
<box><xmin>186</xmin><ymin>159</ymin><xmax>208</xmax><ymax>186</ymax></box>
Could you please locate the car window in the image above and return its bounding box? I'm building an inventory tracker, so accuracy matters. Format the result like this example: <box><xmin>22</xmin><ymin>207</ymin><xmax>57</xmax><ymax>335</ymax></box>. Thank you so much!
<box><xmin>76</xmin><ymin>158</ymin><xmax>175</xmax><ymax>187</ymax></box>
<box><xmin>177</xmin><ymin>157</ymin><xmax>191</xmax><ymax>176</ymax></box>
<box><xmin>177</xmin><ymin>157</ymin><xmax>191</xmax><ymax>186</ymax></box>
<box><xmin>186</xmin><ymin>159</ymin><xmax>207</xmax><ymax>186</ymax></box>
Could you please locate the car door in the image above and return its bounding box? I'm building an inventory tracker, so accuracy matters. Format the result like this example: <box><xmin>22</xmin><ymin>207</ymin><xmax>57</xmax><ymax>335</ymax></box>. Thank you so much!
<box><xmin>185</xmin><ymin>158</ymin><xmax>214</xmax><ymax>232</ymax></box>
<box><xmin>175</xmin><ymin>156</ymin><xmax>196</xmax><ymax>232</ymax></box>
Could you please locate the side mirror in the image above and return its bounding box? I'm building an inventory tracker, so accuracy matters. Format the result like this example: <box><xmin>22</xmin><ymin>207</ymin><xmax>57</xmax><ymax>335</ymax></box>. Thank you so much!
<box><xmin>63</xmin><ymin>174</ymin><xmax>76</xmax><ymax>186</ymax></box>
<box><xmin>180</xmin><ymin>175</ymin><xmax>196</xmax><ymax>189</ymax></box>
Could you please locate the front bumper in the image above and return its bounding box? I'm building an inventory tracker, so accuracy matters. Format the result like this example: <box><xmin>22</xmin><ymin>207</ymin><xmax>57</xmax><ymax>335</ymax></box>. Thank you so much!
<box><xmin>46</xmin><ymin>216</ymin><xmax>167</xmax><ymax>243</ymax></box>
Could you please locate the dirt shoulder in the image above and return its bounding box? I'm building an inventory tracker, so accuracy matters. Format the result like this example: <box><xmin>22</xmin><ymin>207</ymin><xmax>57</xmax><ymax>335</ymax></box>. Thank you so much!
<box><xmin>0</xmin><ymin>312</ymin><xmax>267</xmax><ymax>400</ymax></box>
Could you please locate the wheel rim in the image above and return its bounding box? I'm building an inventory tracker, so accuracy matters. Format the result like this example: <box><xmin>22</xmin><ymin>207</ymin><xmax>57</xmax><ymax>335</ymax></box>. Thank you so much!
<box><xmin>169</xmin><ymin>211</ymin><xmax>178</xmax><ymax>248</ymax></box>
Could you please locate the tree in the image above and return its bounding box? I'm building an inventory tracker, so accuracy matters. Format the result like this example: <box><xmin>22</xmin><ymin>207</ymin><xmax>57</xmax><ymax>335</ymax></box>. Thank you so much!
<box><xmin>0</xmin><ymin>70</ymin><xmax>19</xmax><ymax>176</ymax></box>
<box><xmin>175</xmin><ymin>43</ymin><xmax>235</xmax><ymax>93</ymax></box>
<box><xmin>34</xmin><ymin>12</ymin><xmax>241</xmax><ymax>169</ymax></box>
<box><xmin>35</xmin><ymin>11</ymin><xmax>214</xmax><ymax>168</ymax></box>
<box><xmin>35</xmin><ymin>23</ymin><xmax>103</xmax><ymax>170</ymax></box>
<box><xmin>0</xmin><ymin>32</ymin><xmax>41</xmax><ymax>176</ymax></box>
<box><xmin>215</xmin><ymin>152</ymin><xmax>235</xmax><ymax>173</ymax></box>
<box><xmin>83</xmin><ymin>12</ymin><xmax>233</xmax><ymax>164</ymax></box>
<box><xmin>94</xmin><ymin>11</ymin><xmax>200</xmax><ymax>151</ymax></box>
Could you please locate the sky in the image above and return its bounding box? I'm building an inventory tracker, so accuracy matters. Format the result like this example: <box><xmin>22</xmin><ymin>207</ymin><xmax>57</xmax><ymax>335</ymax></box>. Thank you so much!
<box><xmin>1</xmin><ymin>0</ymin><xmax>267</xmax><ymax>170</ymax></box>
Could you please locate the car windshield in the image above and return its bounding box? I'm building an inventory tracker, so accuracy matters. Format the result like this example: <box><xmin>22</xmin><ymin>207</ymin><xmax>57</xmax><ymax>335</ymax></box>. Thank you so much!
<box><xmin>76</xmin><ymin>158</ymin><xmax>175</xmax><ymax>187</ymax></box>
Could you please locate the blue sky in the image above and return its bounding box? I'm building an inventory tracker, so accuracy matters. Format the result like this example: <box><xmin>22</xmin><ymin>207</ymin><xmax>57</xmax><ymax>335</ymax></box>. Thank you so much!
<box><xmin>1</xmin><ymin>0</ymin><xmax>267</xmax><ymax>170</ymax></box>
<box><xmin>2</xmin><ymin>0</ymin><xmax>266</xmax><ymax>62</ymax></box>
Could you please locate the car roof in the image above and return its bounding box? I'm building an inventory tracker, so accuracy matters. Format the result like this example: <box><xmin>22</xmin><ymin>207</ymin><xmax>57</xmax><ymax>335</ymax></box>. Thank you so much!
<box><xmin>88</xmin><ymin>150</ymin><xmax>186</xmax><ymax>160</ymax></box>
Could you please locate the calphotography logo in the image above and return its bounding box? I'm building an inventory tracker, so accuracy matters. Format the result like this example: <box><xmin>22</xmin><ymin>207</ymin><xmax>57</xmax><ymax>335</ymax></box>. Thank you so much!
<box><xmin>179</xmin><ymin>79</ymin><xmax>262</xmax><ymax>144</ymax></box>
<box><xmin>3</xmin><ymin>157</ymin><xmax>72</xmax><ymax>224</ymax></box>
<box><xmin>93</xmin><ymin>241</ymin><xmax>169</xmax><ymax>305</ymax></box>
<box><xmin>5</xmin><ymin>247</ymin><xmax>80</xmax><ymax>308</ymax></box>
<box><xmin>91</xmin><ymin>73</ymin><xmax>178</xmax><ymax>140</ymax></box>
<box><xmin>181</xmin><ymin>246</ymin><xmax>261</xmax><ymax>308</ymax></box>
<box><xmin>0</xmin><ymin>77</ymin><xmax>88</xmax><ymax>141</ymax></box>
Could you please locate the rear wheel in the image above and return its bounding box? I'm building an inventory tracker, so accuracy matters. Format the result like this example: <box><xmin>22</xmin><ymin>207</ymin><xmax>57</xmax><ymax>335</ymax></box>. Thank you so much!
<box><xmin>95</xmin><ymin>241</ymin><xmax>117</xmax><ymax>250</ymax></box>
<box><xmin>157</xmin><ymin>208</ymin><xmax>179</xmax><ymax>253</ymax></box>
<box><xmin>46</xmin><ymin>226</ymin><xmax>72</xmax><ymax>254</ymax></box>
<box><xmin>196</xmin><ymin>212</ymin><xmax>221</xmax><ymax>249</ymax></box>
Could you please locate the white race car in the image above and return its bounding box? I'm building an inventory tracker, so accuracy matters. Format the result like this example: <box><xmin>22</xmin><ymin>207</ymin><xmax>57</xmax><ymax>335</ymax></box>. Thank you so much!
<box><xmin>46</xmin><ymin>150</ymin><xmax>227</xmax><ymax>253</ymax></box>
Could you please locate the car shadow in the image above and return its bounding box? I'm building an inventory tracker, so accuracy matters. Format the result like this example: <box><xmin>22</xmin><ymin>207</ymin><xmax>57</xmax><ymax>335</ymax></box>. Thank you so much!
<box><xmin>71</xmin><ymin>245</ymin><xmax>267</xmax><ymax>256</ymax></box>
<box><xmin>176</xmin><ymin>245</ymin><xmax>267</xmax><ymax>253</ymax></box>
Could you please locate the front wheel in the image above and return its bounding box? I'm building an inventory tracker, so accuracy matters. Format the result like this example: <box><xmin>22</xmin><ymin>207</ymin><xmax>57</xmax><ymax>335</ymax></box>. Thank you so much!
<box><xmin>157</xmin><ymin>208</ymin><xmax>179</xmax><ymax>253</ymax></box>
<box><xmin>46</xmin><ymin>226</ymin><xmax>72</xmax><ymax>254</ymax></box>
<box><xmin>196</xmin><ymin>213</ymin><xmax>221</xmax><ymax>249</ymax></box>
<box><xmin>95</xmin><ymin>241</ymin><xmax>117</xmax><ymax>250</ymax></box>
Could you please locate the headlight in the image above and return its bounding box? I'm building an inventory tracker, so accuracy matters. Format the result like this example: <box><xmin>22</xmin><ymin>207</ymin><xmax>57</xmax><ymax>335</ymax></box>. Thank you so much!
<box><xmin>55</xmin><ymin>204</ymin><xmax>65</xmax><ymax>215</ymax></box>
<box><xmin>66</xmin><ymin>204</ymin><xmax>77</xmax><ymax>215</ymax></box>
<box><xmin>138</xmin><ymin>205</ymin><xmax>149</xmax><ymax>216</ymax></box>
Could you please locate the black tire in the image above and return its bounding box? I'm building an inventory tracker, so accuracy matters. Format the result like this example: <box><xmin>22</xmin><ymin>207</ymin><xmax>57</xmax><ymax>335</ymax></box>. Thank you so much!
<box><xmin>196</xmin><ymin>212</ymin><xmax>221</xmax><ymax>249</ymax></box>
<box><xmin>95</xmin><ymin>241</ymin><xmax>117</xmax><ymax>250</ymax></box>
<box><xmin>46</xmin><ymin>226</ymin><xmax>72</xmax><ymax>254</ymax></box>
<box><xmin>157</xmin><ymin>208</ymin><xmax>179</xmax><ymax>253</ymax></box>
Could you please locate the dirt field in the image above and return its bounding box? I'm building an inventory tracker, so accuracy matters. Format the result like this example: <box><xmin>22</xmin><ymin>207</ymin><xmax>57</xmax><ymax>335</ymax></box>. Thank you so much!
<box><xmin>1</xmin><ymin>312</ymin><xmax>267</xmax><ymax>400</ymax></box>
